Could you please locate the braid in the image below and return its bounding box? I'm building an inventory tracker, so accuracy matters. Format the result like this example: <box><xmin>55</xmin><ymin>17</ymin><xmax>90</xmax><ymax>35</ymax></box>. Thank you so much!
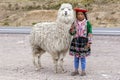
<box><xmin>83</xmin><ymin>12</ymin><xmax>88</xmax><ymax>20</ymax></box>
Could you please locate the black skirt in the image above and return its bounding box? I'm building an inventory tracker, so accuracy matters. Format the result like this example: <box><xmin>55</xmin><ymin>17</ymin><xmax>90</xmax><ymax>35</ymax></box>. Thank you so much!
<box><xmin>69</xmin><ymin>37</ymin><xmax>91</xmax><ymax>57</ymax></box>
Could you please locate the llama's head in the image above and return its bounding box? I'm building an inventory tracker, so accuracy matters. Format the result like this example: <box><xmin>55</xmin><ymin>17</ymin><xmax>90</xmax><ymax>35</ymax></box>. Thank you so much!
<box><xmin>56</xmin><ymin>3</ymin><xmax>75</xmax><ymax>24</ymax></box>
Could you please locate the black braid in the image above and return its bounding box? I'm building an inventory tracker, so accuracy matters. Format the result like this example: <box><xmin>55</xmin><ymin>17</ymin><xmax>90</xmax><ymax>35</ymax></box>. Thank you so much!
<box><xmin>83</xmin><ymin>12</ymin><xmax>88</xmax><ymax>20</ymax></box>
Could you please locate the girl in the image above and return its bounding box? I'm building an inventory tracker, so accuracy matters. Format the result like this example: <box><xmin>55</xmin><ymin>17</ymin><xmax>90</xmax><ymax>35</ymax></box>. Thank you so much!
<box><xmin>69</xmin><ymin>8</ymin><xmax>92</xmax><ymax>76</ymax></box>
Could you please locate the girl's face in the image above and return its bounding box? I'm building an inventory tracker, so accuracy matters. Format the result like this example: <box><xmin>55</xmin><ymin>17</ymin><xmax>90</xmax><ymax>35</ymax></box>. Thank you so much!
<box><xmin>76</xmin><ymin>12</ymin><xmax>85</xmax><ymax>21</ymax></box>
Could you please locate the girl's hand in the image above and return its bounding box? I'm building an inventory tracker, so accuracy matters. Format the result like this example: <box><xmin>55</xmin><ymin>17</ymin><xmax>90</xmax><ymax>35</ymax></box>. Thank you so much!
<box><xmin>87</xmin><ymin>42</ymin><xmax>91</xmax><ymax>48</ymax></box>
<box><xmin>84</xmin><ymin>42</ymin><xmax>91</xmax><ymax>49</ymax></box>
<box><xmin>69</xmin><ymin>24</ymin><xmax>76</xmax><ymax>36</ymax></box>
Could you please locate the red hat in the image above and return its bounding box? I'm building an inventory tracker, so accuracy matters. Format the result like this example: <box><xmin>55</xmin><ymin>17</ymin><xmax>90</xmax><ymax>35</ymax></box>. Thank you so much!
<box><xmin>74</xmin><ymin>8</ymin><xmax>88</xmax><ymax>12</ymax></box>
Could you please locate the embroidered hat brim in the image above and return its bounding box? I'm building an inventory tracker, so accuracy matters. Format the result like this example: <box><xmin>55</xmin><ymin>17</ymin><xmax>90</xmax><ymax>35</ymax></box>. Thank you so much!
<box><xmin>74</xmin><ymin>8</ymin><xmax>88</xmax><ymax>12</ymax></box>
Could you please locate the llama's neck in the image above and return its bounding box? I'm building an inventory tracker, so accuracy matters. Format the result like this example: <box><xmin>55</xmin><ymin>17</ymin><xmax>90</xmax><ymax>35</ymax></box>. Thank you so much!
<box><xmin>56</xmin><ymin>21</ymin><xmax>72</xmax><ymax>40</ymax></box>
<box><xmin>56</xmin><ymin>21</ymin><xmax>72</xmax><ymax>31</ymax></box>
<box><xmin>55</xmin><ymin>21</ymin><xmax>72</xmax><ymax>49</ymax></box>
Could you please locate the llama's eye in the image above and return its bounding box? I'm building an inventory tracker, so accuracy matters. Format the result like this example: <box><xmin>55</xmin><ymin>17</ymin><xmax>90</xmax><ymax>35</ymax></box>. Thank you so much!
<box><xmin>68</xmin><ymin>8</ymin><xmax>71</xmax><ymax>11</ymax></box>
<box><xmin>61</xmin><ymin>8</ymin><xmax>64</xmax><ymax>10</ymax></box>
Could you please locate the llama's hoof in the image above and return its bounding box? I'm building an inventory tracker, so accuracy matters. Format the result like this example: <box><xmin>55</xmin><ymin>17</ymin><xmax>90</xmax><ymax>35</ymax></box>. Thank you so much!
<box><xmin>55</xmin><ymin>70</ymin><xmax>58</xmax><ymax>73</ymax></box>
<box><xmin>39</xmin><ymin>65</ymin><xmax>44</xmax><ymax>69</ymax></box>
<box><xmin>55</xmin><ymin>71</ymin><xmax>58</xmax><ymax>73</ymax></box>
<box><xmin>40</xmin><ymin>67</ymin><xmax>44</xmax><ymax>69</ymax></box>
<box><xmin>35</xmin><ymin>68</ymin><xmax>41</xmax><ymax>71</ymax></box>
<box><xmin>35</xmin><ymin>66</ymin><xmax>44</xmax><ymax>71</ymax></box>
<box><xmin>40</xmin><ymin>66</ymin><xmax>44</xmax><ymax>69</ymax></box>
<box><xmin>61</xmin><ymin>70</ymin><xmax>67</xmax><ymax>73</ymax></box>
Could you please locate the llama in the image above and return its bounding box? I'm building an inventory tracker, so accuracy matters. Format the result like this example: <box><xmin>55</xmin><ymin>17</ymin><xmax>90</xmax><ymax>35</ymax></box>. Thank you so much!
<box><xmin>30</xmin><ymin>3</ymin><xmax>75</xmax><ymax>73</ymax></box>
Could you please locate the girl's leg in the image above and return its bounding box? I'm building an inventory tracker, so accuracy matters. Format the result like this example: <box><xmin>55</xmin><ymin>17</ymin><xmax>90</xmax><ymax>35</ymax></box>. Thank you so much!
<box><xmin>80</xmin><ymin>57</ymin><xmax>86</xmax><ymax>76</ymax></box>
<box><xmin>71</xmin><ymin>56</ymin><xmax>79</xmax><ymax>76</ymax></box>
<box><xmin>81</xmin><ymin>57</ymin><xmax>86</xmax><ymax>71</ymax></box>
<box><xmin>74</xmin><ymin>56</ymin><xmax>79</xmax><ymax>71</ymax></box>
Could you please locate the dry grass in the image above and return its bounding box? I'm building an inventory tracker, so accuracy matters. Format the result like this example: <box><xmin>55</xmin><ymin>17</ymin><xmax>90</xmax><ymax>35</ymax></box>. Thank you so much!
<box><xmin>0</xmin><ymin>0</ymin><xmax>120</xmax><ymax>27</ymax></box>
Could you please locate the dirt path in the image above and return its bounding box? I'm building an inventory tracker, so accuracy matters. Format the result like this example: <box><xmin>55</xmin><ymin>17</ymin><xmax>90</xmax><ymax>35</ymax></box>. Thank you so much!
<box><xmin>0</xmin><ymin>34</ymin><xmax>120</xmax><ymax>80</ymax></box>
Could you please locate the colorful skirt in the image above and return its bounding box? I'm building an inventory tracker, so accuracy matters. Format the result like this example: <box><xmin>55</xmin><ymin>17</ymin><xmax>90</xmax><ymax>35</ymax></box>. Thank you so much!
<box><xmin>69</xmin><ymin>37</ymin><xmax>91</xmax><ymax>57</ymax></box>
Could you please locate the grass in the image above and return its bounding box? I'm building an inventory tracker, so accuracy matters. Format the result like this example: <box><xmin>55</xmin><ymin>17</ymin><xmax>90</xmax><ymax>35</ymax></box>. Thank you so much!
<box><xmin>2</xmin><ymin>0</ymin><xmax>119</xmax><ymax>11</ymax></box>
<box><xmin>3</xmin><ymin>22</ymin><xmax>9</xmax><ymax>26</ymax></box>
<box><xmin>0</xmin><ymin>0</ymin><xmax>119</xmax><ymax>27</ymax></box>
<box><xmin>2</xmin><ymin>0</ymin><xmax>94</xmax><ymax>10</ymax></box>
<box><xmin>32</xmin><ymin>22</ymin><xmax>36</xmax><ymax>25</ymax></box>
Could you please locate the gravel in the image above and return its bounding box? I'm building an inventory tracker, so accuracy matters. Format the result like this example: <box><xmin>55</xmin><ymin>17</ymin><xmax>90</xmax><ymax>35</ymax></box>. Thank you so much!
<box><xmin>0</xmin><ymin>34</ymin><xmax>120</xmax><ymax>80</ymax></box>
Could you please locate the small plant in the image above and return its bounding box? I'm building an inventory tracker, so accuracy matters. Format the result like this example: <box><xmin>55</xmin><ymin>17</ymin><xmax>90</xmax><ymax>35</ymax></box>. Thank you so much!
<box><xmin>81</xmin><ymin>0</ymin><xmax>94</xmax><ymax>7</ymax></box>
<box><xmin>32</xmin><ymin>22</ymin><xmax>36</xmax><ymax>25</ymax></box>
<box><xmin>6</xmin><ymin>16</ymin><xmax>9</xmax><ymax>18</ymax></box>
<box><xmin>14</xmin><ymin>3</ymin><xmax>19</xmax><ymax>10</ymax></box>
<box><xmin>8</xmin><ymin>3</ymin><xmax>12</xmax><ymax>10</ymax></box>
<box><xmin>3</xmin><ymin>22</ymin><xmax>9</xmax><ymax>26</ymax></box>
<box><xmin>27</xmin><ymin>5</ymin><xmax>33</xmax><ymax>10</ymax></box>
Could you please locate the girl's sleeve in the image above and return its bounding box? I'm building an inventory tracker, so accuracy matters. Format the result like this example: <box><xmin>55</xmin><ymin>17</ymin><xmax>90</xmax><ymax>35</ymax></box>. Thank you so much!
<box><xmin>87</xmin><ymin>21</ymin><xmax>92</xmax><ymax>34</ymax></box>
<box><xmin>87</xmin><ymin>21</ymin><xmax>93</xmax><ymax>43</ymax></box>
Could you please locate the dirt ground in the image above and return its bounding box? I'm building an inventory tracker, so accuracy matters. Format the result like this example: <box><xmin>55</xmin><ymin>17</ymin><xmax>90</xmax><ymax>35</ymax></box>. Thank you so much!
<box><xmin>0</xmin><ymin>34</ymin><xmax>120</xmax><ymax>80</ymax></box>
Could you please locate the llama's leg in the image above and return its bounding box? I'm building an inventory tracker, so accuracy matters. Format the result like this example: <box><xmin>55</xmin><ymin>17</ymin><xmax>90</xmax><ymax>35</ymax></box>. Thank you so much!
<box><xmin>60</xmin><ymin>58</ymin><xmax>64</xmax><ymax>72</ymax></box>
<box><xmin>59</xmin><ymin>53</ymin><xmax>64</xmax><ymax>72</ymax></box>
<box><xmin>33</xmin><ymin>53</ymin><xmax>41</xmax><ymax>70</ymax></box>
<box><xmin>51</xmin><ymin>53</ymin><xmax>59</xmax><ymax>73</ymax></box>
<box><xmin>38</xmin><ymin>51</ymin><xmax>45</xmax><ymax>69</ymax></box>
<box><xmin>59</xmin><ymin>52</ymin><xmax>67</xmax><ymax>73</ymax></box>
<box><xmin>32</xmin><ymin>46</ymin><xmax>44</xmax><ymax>71</ymax></box>
<box><xmin>54</xmin><ymin>58</ymin><xmax>59</xmax><ymax>73</ymax></box>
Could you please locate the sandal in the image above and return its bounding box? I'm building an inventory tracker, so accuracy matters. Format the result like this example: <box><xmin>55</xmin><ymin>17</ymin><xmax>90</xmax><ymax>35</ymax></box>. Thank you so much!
<box><xmin>80</xmin><ymin>71</ymin><xmax>86</xmax><ymax>76</ymax></box>
<box><xmin>71</xmin><ymin>71</ymin><xmax>79</xmax><ymax>76</ymax></box>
